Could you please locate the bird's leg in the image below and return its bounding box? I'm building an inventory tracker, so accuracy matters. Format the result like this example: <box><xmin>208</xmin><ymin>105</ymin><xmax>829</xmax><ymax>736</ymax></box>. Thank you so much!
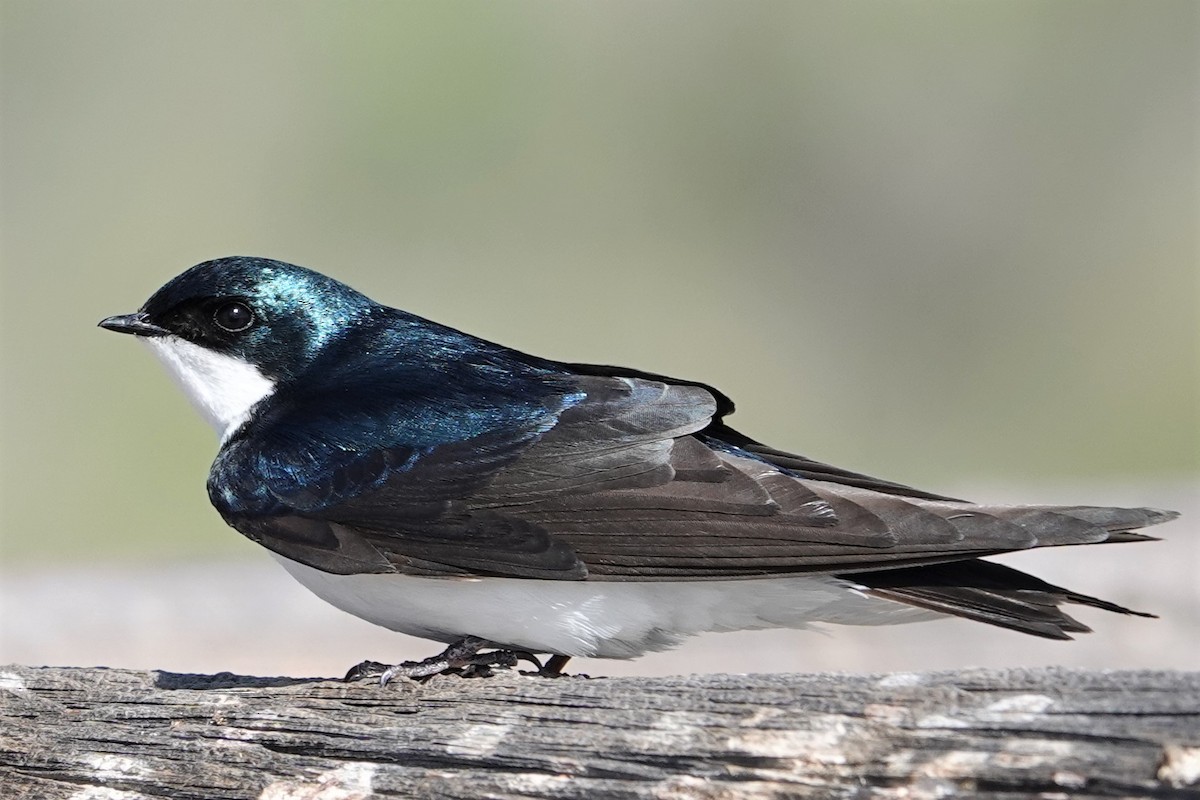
<box><xmin>343</xmin><ymin>637</ymin><xmax>546</xmax><ymax>685</ymax></box>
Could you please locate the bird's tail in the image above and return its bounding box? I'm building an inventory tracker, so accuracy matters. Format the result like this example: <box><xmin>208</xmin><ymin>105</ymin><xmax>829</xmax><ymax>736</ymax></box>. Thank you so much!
<box><xmin>842</xmin><ymin>505</ymin><xmax>1177</xmax><ymax>639</ymax></box>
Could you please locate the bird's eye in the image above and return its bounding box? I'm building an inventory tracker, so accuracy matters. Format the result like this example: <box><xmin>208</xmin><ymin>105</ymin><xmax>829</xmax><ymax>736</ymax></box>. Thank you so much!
<box><xmin>213</xmin><ymin>301</ymin><xmax>255</xmax><ymax>333</ymax></box>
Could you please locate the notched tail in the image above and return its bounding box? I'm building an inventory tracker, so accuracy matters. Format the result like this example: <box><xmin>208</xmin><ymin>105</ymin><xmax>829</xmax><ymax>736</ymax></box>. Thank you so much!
<box><xmin>844</xmin><ymin>557</ymin><xmax>1158</xmax><ymax>640</ymax></box>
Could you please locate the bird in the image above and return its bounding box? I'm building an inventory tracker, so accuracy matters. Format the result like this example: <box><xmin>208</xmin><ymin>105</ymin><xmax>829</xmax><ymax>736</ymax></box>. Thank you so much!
<box><xmin>99</xmin><ymin>256</ymin><xmax>1177</xmax><ymax>683</ymax></box>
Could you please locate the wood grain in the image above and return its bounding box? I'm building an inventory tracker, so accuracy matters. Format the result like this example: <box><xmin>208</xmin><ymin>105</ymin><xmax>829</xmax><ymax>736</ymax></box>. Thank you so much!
<box><xmin>2</xmin><ymin>665</ymin><xmax>1197</xmax><ymax>799</ymax></box>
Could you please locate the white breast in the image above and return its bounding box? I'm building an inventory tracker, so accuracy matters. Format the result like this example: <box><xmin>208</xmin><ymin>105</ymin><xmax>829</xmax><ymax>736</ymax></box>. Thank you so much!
<box><xmin>142</xmin><ymin>336</ymin><xmax>276</xmax><ymax>441</ymax></box>
<box><xmin>271</xmin><ymin>554</ymin><xmax>939</xmax><ymax>658</ymax></box>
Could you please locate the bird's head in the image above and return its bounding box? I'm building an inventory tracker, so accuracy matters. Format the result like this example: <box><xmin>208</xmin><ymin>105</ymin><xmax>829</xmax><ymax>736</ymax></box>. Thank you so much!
<box><xmin>100</xmin><ymin>256</ymin><xmax>375</xmax><ymax>439</ymax></box>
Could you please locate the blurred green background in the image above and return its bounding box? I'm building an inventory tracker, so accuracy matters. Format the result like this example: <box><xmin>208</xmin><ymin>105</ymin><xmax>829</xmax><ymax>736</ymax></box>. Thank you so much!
<box><xmin>2</xmin><ymin>0</ymin><xmax>1196</xmax><ymax>567</ymax></box>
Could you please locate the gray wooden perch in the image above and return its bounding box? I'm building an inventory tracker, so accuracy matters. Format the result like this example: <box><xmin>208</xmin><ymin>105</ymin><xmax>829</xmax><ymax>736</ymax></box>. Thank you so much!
<box><xmin>2</xmin><ymin>665</ymin><xmax>1198</xmax><ymax>799</ymax></box>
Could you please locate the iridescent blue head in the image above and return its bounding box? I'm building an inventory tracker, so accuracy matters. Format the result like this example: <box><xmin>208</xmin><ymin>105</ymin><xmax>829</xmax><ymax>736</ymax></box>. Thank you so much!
<box><xmin>100</xmin><ymin>256</ymin><xmax>564</xmax><ymax>442</ymax></box>
<box><xmin>101</xmin><ymin>256</ymin><xmax>376</xmax><ymax>382</ymax></box>
<box><xmin>99</xmin><ymin>256</ymin><xmax>393</xmax><ymax>440</ymax></box>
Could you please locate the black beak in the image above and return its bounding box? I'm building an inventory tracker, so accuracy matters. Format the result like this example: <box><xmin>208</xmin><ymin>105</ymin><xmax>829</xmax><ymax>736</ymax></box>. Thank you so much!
<box><xmin>98</xmin><ymin>312</ymin><xmax>170</xmax><ymax>337</ymax></box>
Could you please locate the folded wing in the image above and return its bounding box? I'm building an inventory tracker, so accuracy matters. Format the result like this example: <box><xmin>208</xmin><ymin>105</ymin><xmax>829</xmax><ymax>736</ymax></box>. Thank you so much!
<box><xmin>209</xmin><ymin>367</ymin><xmax>1176</xmax><ymax>637</ymax></box>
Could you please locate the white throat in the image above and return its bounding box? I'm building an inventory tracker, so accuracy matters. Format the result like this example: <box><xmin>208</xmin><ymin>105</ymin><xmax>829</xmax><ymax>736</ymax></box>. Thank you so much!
<box><xmin>142</xmin><ymin>336</ymin><xmax>276</xmax><ymax>441</ymax></box>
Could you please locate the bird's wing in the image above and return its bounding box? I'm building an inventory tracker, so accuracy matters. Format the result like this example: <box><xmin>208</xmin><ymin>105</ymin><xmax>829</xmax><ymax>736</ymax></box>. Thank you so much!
<box><xmin>207</xmin><ymin>372</ymin><xmax>719</xmax><ymax>578</ymax></box>
<box><xmin>557</xmin><ymin>359</ymin><xmax>962</xmax><ymax>501</ymax></box>
<box><xmin>485</xmin><ymin>430</ymin><xmax>1168</xmax><ymax>579</ymax></box>
<box><xmin>210</xmin><ymin>368</ymin><xmax>1171</xmax><ymax>585</ymax></box>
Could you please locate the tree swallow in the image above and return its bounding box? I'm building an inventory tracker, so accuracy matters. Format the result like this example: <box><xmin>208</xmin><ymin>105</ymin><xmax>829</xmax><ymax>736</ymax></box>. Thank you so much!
<box><xmin>100</xmin><ymin>257</ymin><xmax>1177</xmax><ymax>682</ymax></box>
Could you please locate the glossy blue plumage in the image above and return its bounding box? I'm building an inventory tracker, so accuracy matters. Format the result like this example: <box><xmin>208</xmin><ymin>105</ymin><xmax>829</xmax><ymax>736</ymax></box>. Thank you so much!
<box><xmin>140</xmin><ymin>257</ymin><xmax>580</xmax><ymax>518</ymax></box>
<box><xmin>100</xmin><ymin>256</ymin><xmax>1174</xmax><ymax>647</ymax></box>
<box><xmin>208</xmin><ymin>305</ymin><xmax>581</xmax><ymax>517</ymax></box>
<box><xmin>142</xmin><ymin>258</ymin><xmax>376</xmax><ymax>378</ymax></box>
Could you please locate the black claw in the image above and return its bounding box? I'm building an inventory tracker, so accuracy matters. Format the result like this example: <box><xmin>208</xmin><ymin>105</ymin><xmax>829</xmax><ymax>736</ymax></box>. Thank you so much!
<box><xmin>345</xmin><ymin>638</ymin><xmax>555</xmax><ymax>685</ymax></box>
<box><xmin>518</xmin><ymin>654</ymin><xmax>585</xmax><ymax>678</ymax></box>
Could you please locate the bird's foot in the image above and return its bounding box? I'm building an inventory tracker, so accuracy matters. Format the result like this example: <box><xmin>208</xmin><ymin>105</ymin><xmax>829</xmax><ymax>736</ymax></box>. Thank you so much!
<box><xmin>343</xmin><ymin>637</ymin><xmax>546</xmax><ymax>685</ymax></box>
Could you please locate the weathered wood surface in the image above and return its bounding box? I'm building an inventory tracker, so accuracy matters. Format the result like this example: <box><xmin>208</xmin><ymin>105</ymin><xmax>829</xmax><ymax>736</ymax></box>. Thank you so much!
<box><xmin>1</xmin><ymin>665</ymin><xmax>1198</xmax><ymax>799</ymax></box>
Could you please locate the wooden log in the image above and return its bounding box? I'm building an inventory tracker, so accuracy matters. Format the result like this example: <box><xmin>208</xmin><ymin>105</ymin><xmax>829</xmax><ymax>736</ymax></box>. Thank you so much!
<box><xmin>1</xmin><ymin>664</ymin><xmax>1197</xmax><ymax>799</ymax></box>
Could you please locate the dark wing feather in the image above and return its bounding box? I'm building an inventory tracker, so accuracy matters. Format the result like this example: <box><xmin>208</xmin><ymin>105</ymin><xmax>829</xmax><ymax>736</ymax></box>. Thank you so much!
<box><xmin>559</xmin><ymin>361</ymin><xmax>960</xmax><ymax>501</ymax></box>
<box><xmin>483</xmin><ymin>435</ymin><xmax>1165</xmax><ymax>579</ymax></box>
<box><xmin>209</xmin><ymin>358</ymin><xmax>1177</xmax><ymax>639</ymax></box>
<box><xmin>212</xmin><ymin>419</ymin><xmax>589</xmax><ymax>578</ymax></box>
<box><xmin>208</xmin><ymin>372</ymin><xmax>726</xmax><ymax>578</ymax></box>
<box><xmin>703</xmin><ymin>422</ymin><xmax>965</xmax><ymax>501</ymax></box>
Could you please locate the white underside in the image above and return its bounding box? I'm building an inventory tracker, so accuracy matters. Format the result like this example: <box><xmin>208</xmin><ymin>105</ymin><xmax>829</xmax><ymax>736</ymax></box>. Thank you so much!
<box><xmin>139</xmin><ymin>334</ymin><xmax>943</xmax><ymax>657</ymax></box>
<box><xmin>142</xmin><ymin>336</ymin><xmax>276</xmax><ymax>441</ymax></box>
<box><xmin>272</xmin><ymin>553</ymin><xmax>941</xmax><ymax>658</ymax></box>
